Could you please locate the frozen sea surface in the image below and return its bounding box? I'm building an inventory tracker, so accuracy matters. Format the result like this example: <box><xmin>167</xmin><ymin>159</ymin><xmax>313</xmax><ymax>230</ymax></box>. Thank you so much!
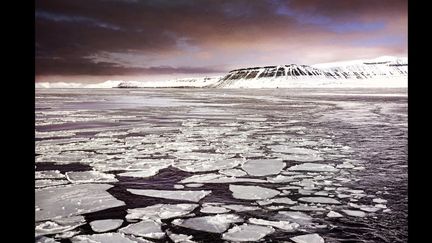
<box><xmin>35</xmin><ymin>88</ymin><xmax>407</xmax><ymax>242</ymax></box>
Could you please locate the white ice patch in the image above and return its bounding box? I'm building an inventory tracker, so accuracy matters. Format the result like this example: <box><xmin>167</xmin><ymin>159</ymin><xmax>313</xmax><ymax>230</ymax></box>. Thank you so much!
<box><xmin>167</xmin><ymin>231</ymin><xmax>196</xmax><ymax>243</ymax></box>
<box><xmin>200</xmin><ymin>205</ymin><xmax>231</xmax><ymax>214</ymax></box>
<box><xmin>342</xmin><ymin>210</ymin><xmax>367</xmax><ymax>217</ymax></box>
<box><xmin>289</xmin><ymin>205</ymin><xmax>326</xmax><ymax>211</ymax></box>
<box><xmin>71</xmin><ymin>232</ymin><xmax>152</xmax><ymax>243</ymax></box>
<box><xmin>127</xmin><ymin>189</ymin><xmax>211</xmax><ymax>202</ymax></box>
<box><xmin>36</xmin><ymin>184</ymin><xmax>125</xmax><ymax>221</ymax></box>
<box><xmin>173</xmin><ymin>158</ymin><xmax>243</xmax><ymax>173</ymax></box>
<box><xmin>241</xmin><ymin>159</ymin><xmax>285</xmax><ymax>176</ymax></box>
<box><xmin>248</xmin><ymin>218</ymin><xmax>299</xmax><ymax>231</ymax></box>
<box><xmin>126</xmin><ymin>204</ymin><xmax>198</xmax><ymax>220</ymax></box>
<box><xmin>290</xmin><ymin>233</ymin><xmax>325</xmax><ymax>243</ymax></box>
<box><xmin>89</xmin><ymin>219</ymin><xmax>124</xmax><ymax>233</ymax></box>
<box><xmin>119</xmin><ymin>219</ymin><xmax>165</xmax><ymax>239</ymax></box>
<box><xmin>219</xmin><ymin>168</ymin><xmax>248</xmax><ymax>177</ymax></box>
<box><xmin>65</xmin><ymin>171</ymin><xmax>118</xmax><ymax>184</ymax></box>
<box><xmin>35</xmin><ymin>170</ymin><xmax>65</xmax><ymax>179</ymax></box>
<box><xmin>222</xmin><ymin>223</ymin><xmax>275</xmax><ymax>242</ymax></box>
<box><xmin>35</xmin><ymin>216</ymin><xmax>85</xmax><ymax>237</ymax></box>
<box><xmin>35</xmin><ymin>236</ymin><xmax>60</xmax><ymax>243</ymax></box>
<box><xmin>229</xmin><ymin>185</ymin><xmax>280</xmax><ymax>200</ymax></box>
<box><xmin>287</xmin><ymin>163</ymin><xmax>338</xmax><ymax>172</ymax></box>
<box><xmin>298</xmin><ymin>197</ymin><xmax>341</xmax><ymax>204</ymax></box>
<box><xmin>35</xmin><ymin>179</ymin><xmax>70</xmax><ymax>188</ymax></box>
<box><xmin>327</xmin><ymin>211</ymin><xmax>343</xmax><ymax>218</ymax></box>
<box><xmin>274</xmin><ymin>211</ymin><xmax>313</xmax><ymax>225</ymax></box>
<box><xmin>180</xmin><ymin>173</ymin><xmax>267</xmax><ymax>184</ymax></box>
<box><xmin>172</xmin><ymin>214</ymin><xmax>243</xmax><ymax>233</ymax></box>
<box><xmin>258</xmin><ymin>197</ymin><xmax>297</xmax><ymax>205</ymax></box>
<box><xmin>222</xmin><ymin>204</ymin><xmax>261</xmax><ymax>212</ymax></box>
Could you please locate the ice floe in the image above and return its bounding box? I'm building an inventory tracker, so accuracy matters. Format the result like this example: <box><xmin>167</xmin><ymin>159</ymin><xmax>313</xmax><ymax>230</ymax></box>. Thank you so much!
<box><xmin>326</xmin><ymin>211</ymin><xmax>343</xmax><ymax>218</ymax></box>
<box><xmin>119</xmin><ymin>219</ymin><xmax>164</xmax><ymax>239</ymax></box>
<box><xmin>229</xmin><ymin>185</ymin><xmax>280</xmax><ymax>200</ymax></box>
<box><xmin>35</xmin><ymin>216</ymin><xmax>85</xmax><ymax>237</ymax></box>
<box><xmin>167</xmin><ymin>231</ymin><xmax>196</xmax><ymax>243</ymax></box>
<box><xmin>65</xmin><ymin>171</ymin><xmax>118</xmax><ymax>184</ymax></box>
<box><xmin>222</xmin><ymin>204</ymin><xmax>261</xmax><ymax>212</ymax></box>
<box><xmin>35</xmin><ymin>170</ymin><xmax>65</xmax><ymax>179</ymax></box>
<box><xmin>71</xmin><ymin>232</ymin><xmax>151</xmax><ymax>243</ymax></box>
<box><xmin>241</xmin><ymin>159</ymin><xmax>285</xmax><ymax>176</ymax></box>
<box><xmin>248</xmin><ymin>218</ymin><xmax>299</xmax><ymax>231</ymax></box>
<box><xmin>273</xmin><ymin>211</ymin><xmax>313</xmax><ymax>225</ymax></box>
<box><xmin>219</xmin><ymin>168</ymin><xmax>248</xmax><ymax>177</ymax></box>
<box><xmin>172</xmin><ymin>214</ymin><xmax>243</xmax><ymax>233</ymax></box>
<box><xmin>298</xmin><ymin>197</ymin><xmax>341</xmax><ymax>204</ymax></box>
<box><xmin>200</xmin><ymin>205</ymin><xmax>231</xmax><ymax>214</ymax></box>
<box><xmin>90</xmin><ymin>219</ymin><xmax>124</xmax><ymax>233</ymax></box>
<box><xmin>127</xmin><ymin>189</ymin><xmax>211</xmax><ymax>202</ymax></box>
<box><xmin>341</xmin><ymin>209</ymin><xmax>366</xmax><ymax>217</ymax></box>
<box><xmin>289</xmin><ymin>205</ymin><xmax>326</xmax><ymax>211</ymax></box>
<box><xmin>35</xmin><ymin>179</ymin><xmax>70</xmax><ymax>188</ymax></box>
<box><xmin>126</xmin><ymin>204</ymin><xmax>198</xmax><ymax>220</ymax></box>
<box><xmin>36</xmin><ymin>184</ymin><xmax>125</xmax><ymax>221</ymax></box>
<box><xmin>222</xmin><ymin>223</ymin><xmax>275</xmax><ymax>242</ymax></box>
<box><xmin>180</xmin><ymin>173</ymin><xmax>266</xmax><ymax>184</ymax></box>
<box><xmin>290</xmin><ymin>233</ymin><xmax>325</xmax><ymax>243</ymax></box>
<box><xmin>258</xmin><ymin>197</ymin><xmax>297</xmax><ymax>205</ymax></box>
<box><xmin>173</xmin><ymin>158</ymin><xmax>243</xmax><ymax>173</ymax></box>
<box><xmin>287</xmin><ymin>163</ymin><xmax>338</xmax><ymax>172</ymax></box>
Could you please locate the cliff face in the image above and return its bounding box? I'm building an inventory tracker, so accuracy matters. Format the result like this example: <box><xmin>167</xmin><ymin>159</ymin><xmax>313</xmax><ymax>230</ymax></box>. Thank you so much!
<box><xmin>212</xmin><ymin>56</ymin><xmax>407</xmax><ymax>88</ymax></box>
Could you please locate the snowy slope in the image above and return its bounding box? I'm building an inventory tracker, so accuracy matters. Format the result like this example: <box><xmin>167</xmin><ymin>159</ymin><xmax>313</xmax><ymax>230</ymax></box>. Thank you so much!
<box><xmin>212</xmin><ymin>56</ymin><xmax>407</xmax><ymax>88</ymax></box>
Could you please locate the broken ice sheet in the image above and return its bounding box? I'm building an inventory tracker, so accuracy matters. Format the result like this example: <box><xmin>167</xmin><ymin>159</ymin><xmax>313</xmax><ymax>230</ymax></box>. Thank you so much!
<box><xmin>298</xmin><ymin>197</ymin><xmax>341</xmax><ymax>204</ymax></box>
<box><xmin>219</xmin><ymin>168</ymin><xmax>248</xmax><ymax>177</ymax></box>
<box><xmin>35</xmin><ymin>179</ymin><xmax>70</xmax><ymax>189</ymax></box>
<box><xmin>127</xmin><ymin>189</ymin><xmax>211</xmax><ymax>202</ymax></box>
<box><xmin>36</xmin><ymin>184</ymin><xmax>125</xmax><ymax>221</ymax></box>
<box><xmin>71</xmin><ymin>232</ymin><xmax>152</xmax><ymax>243</ymax></box>
<box><xmin>89</xmin><ymin>219</ymin><xmax>124</xmax><ymax>233</ymax></box>
<box><xmin>172</xmin><ymin>214</ymin><xmax>243</xmax><ymax>233</ymax></box>
<box><xmin>65</xmin><ymin>171</ymin><xmax>118</xmax><ymax>184</ymax></box>
<box><xmin>222</xmin><ymin>223</ymin><xmax>275</xmax><ymax>242</ymax></box>
<box><xmin>167</xmin><ymin>231</ymin><xmax>196</xmax><ymax>243</ymax></box>
<box><xmin>229</xmin><ymin>185</ymin><xmax>280</xmax><ymax>200</ymax></box>
<box><xmin>287</xmin><ymin>163</ymin><xmax>338</xmax><ymax>172</ymax></box>
<box><xmin>200</xmin><ymin>204</ymin><xmax>231</xmax><ymax>214</ymax></box>
<box><xmin>342</xmin><ymin>209</ymin><xmax>367</xmax><ymax>217</ymax></box>
<box><xmin>241</xmin><ymin>159</ymin><xmax>285</xmax><ymax>176</ymax></box>
<box><xmin>180</xmin><ymin>173</ymin><xmax>267</xmax><ymax>184</ymax></box>
<box><xmin>119</xmin><ymin>219</ymin><xmax>165</xmax><ymax>239</ymax></box>
<box><xmin>35</xmin><ymin>170</ymin><xmax>65</xmax><ymax>179</ymax></box>
<box><xmin>248</xmin><ymin>218</ymin><xmax>299</xmax><ymax>231</ymax></box>
<box><xmin>290</xmin><ymin>233</ymin><xmax>325</xmax><ymax>243</ymax></box>
<box><xmin>273</xmin><ymin>211</ymin><xmax>313</xmax><ymax>226</ymax></box>
<box><xmin>35</xmin><ymin>216</ymin><xmax>85</xmax><ymax>237</ymax></box>
<box><xmin>126</xmin><ymin>204</ymin><xmax>198</xmax><ymax>220</ymax></box>
<box><xmin>173</xmin><ymin>158</ymin><xmax>243</xmax><ymax>172</ymax></box>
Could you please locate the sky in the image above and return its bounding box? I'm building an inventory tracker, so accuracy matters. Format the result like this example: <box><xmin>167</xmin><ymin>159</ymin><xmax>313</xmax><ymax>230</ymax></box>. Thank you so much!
<box><xmin>35</xmin><ymin>0</ymin><xmax>407</xmax><ymax>83</ymax></box>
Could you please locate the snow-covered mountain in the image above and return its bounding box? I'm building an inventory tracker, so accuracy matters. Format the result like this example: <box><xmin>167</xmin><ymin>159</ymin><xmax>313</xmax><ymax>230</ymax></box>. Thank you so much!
<box><xmin>211</xmin><ymin>56</ymin><xmax>407</xmax><ymax>88</ymax></box>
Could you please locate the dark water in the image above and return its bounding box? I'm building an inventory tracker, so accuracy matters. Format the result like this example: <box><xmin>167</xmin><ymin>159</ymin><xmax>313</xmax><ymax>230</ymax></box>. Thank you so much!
<box><xmin>35</xmin><ymin>88</ymin><xmax>407</xmax><ymax>242</ymax></box>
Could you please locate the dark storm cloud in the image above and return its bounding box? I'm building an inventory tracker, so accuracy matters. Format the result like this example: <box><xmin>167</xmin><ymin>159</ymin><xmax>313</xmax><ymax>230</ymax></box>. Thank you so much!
<box><xmin>35</xmin><ymin>0</ymin><xmax>407</xmax><ymax>77</ymax></box>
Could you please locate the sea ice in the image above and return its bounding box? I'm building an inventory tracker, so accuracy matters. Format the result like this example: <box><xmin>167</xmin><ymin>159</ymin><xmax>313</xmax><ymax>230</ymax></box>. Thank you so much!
<box><xmin>373</xmin><ymin>198</ymin><xmax>387</xmax><ymax>204</ymax></box>
<box><xmin>36</xmin><ymin>184</ymin><xmax>125</xmax><ymax>221</ymax></box>
<box><xmin>35</xmin><ymin>170</ymin><xmax>65</xmax><ymax>179</ymax></box>
<box><xmin>342</xmin><ymin>210</ymin><xmax>367</xmax><ymax>217</ymax></box>
<box><xmin>241</xmin><ymin>159</ymin><xmax>285</xmax><ymax>176</ymax></box>
<box><xmin>119</xmin><ymin>219</ymin><xmax>164</xmax><ymax>239</ymax></box>
<box><xmin>200</xmin><ymin>205</ymin><xmax>231</xmax><ymax>214</ymax></box>
<box><xmin>298</xmin><ymin>197</ymin><xmax>341</xmax><ymax>204</ymax></box>
<box><xmin>273</xmin><ymin>211</ymin><xmax>313</xmax><ymax>225</ymax></box>
<box><xmin>172</xmin><ymin>214</ymin><xmax>243</xmax><ymax>233</ymax></box>
<box><xmin>35</xmin><ymin>216</ymin><xmax>85</xmax><ymax>237</ymax></box>
<box><xmin>287</xmin><ymin>163</ymin><xmax>338</xmax><ymax>172</ymax></box>
<box><xmin>167</xmin><ymin>231</ymin><xmax>196</xmax><ymax>243</ymax></box>
<box><xmin>35</xmin><ymin>179</ymin><xmax>70</xmax><ymax>188</ymax></box>
<box><xmin>221</xmin><ymin>204</ymin><xmax>261</xmax><ymax>212</ymax></box>
<box><xmin>180</xmin><ymin>173</ymin><xmax>266</xmax><ymax>184</ymax></box>
<box><xmin>65</xmin><ymin>171</ymin><xmax>118</xmax><ymax>184</ymax></box>
<box><xmin>258</xmin><ymin>197</ymin><xmax>297</xmax><ymax>205</ymax></box>
<box><xmin>290</xmin><ymin>233</ymin><xmax>325</xmax><ymax>243</ymax></box>
<box><xmin>222</xmin><ymin>224</ymin><xmax>275</xmax><ymax>242</ymax></box>
<box><xmin>126</xmin><ymin>204</ymin><xmax>198</xmax><ymax>220</ymax></box>
<box><xmin>71</xmin><ymin>232</ymin><xmax>152</xmax><ymax>243</ymax></box>
<box><xmin>127</xmin><ymin>189</ymin><xmax>211</xmax><ymax>202</ymax></box>
<box><xmin>248</xmin><ymin>218</ymin><xmax>299</xmax><ymax>231</ymax></box>
<box><xmin>219</xmin><ymin>168</ymin><xmax>248</xmax><ymax>177</ymax></box>
<box><xmin>89</xmin><ymin>219</ymin><xmax>124</xmax><ymax>233</ymax></box>
<box><xmin>35</xmin><ymin>236</ymin><xmax>60</xmax><ymax>243</ymax></box>
<box><xmin>326</xmin><ymin>211</ymin><xmax>343</xmax><ymax>218</ymax></box>
<box><xmin>173</xmin><ymin>158</ymin><xmax>243</xmax><ymax>172</ymax></box>
<box><xmin>229</xmin><ymin>185</ymin><xmax>280</xmax><ymax>200</ymax></box>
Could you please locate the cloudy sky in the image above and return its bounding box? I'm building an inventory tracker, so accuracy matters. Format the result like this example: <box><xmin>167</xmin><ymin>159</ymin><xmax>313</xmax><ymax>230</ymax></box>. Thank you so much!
<box><xmin>35</xmin><ymin>0</ymin><xmax>407</xmax><ymax>83</ymax></box>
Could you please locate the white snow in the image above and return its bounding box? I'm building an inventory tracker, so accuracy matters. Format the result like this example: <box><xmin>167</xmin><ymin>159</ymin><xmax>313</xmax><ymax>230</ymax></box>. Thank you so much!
<box><xmin>71</xmin><ymin>232</ymin><xmax>152</xmax><ymax>243</ymax></box>
<box><xmin>241</xmin><ymin>159</ymin><xmax>285</xmax><ymax>176</ymax></box>
<box><xmin>222</xmin><ymin>223</ymin><xmax>275</xmax><ymax>242</ymax></box>
<box><xmin>200</xmin><ymin>205</ymin><xmax>231</xmax><ymax>214</ymax></box>
<box><xmin>229</xmin><ymin>185</ymin><xmax>280</xmax><ymax>200</ymax></box>
<box><xmin>127</xmin><ymin>189</ymin><xmax>211</xmax><ymax>202</ymax></box>
<box><xmin>290</xmin><ymin>233</ymin><xmax>325</xmax><ymax>243</ymax></box>
<box><xmin>89</xmin><ymin>219</ymin><xmax>124</xmax><ymax>233</ymax></box>
<box><xmin>167</xmin><ymin>231</ymin><xmax>196</xmax><ymax>243</ymax></box>
<box><xmin>126</xmin><ymin>204</ymin><xmax>198</xmax><ymax>220</ymax></box>
<box><xmin>327</xmin><ymin>211</ymin><xmax>343</xmax><ymax>218</ymax></box>
<box><xmin>180</xmin><ymin>173</ymin><xmax>266</xmax><ymax>184</ymax></box>
<box><xmin>35</xmin><ymin>170</ymin><xmax>65</xmax><ymax>179</ymax></box>
<box><xmin>36</xmin><ymin>216</ymin><xmax>85</xmax><ymax>237</ymax></box>
<box><xmin>36</xmin><ymin>184</ymin><xmax>125</xmax><ymax>221</ymax></box>
<box><xmin>35</xmin><ymin>179</ymin><xmax>70</xmax><ymax>188</ymax></box>
<box><xmin>222</xmin><ymin>204</ymin><xmax>261</xmax><ymax>212</ymax></box>
<box><xmin>172</xmin><ymin>214</ymin><xmax>243</xmax><ymax>233</ymax></box>
<box><xmin>219</xmin><ymin>168</ymin><xmax>248</xmax><ymax>177</ymax></box>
